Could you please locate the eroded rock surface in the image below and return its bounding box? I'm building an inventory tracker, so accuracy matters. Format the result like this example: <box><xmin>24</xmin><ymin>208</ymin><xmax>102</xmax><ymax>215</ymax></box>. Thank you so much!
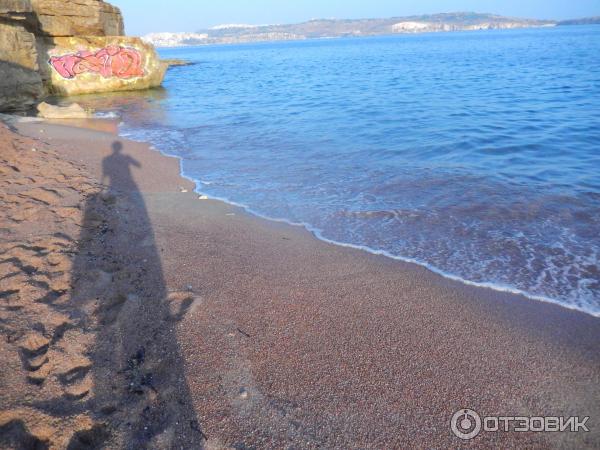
<box><xmin>0</xmin><ymin>0</ymin><xmax>164</xmax><ymax>111</ymax></box>
<box><xmin>46</xmin><ymin>37</ymin><xmax>167</xmax><ymax>97</ymax></box>
<box><xmin>30</xmin><ymin>0</ymin><xmax>124</xmax><ymax>37</ymax></box>
<box><xmin>0</xmin><ymin>3</ymin><xmax>44</xmax><ymax>111</ymax></box>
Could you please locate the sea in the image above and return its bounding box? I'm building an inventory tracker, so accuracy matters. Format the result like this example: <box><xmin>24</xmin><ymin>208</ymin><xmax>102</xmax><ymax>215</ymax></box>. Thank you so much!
<box><xmin>84</xmin><ymin>25</ymin><xmax>600</xmax><ymax>316</ymax></box>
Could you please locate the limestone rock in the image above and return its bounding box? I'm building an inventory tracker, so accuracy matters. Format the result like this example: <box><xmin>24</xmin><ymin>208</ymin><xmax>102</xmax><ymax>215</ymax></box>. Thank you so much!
<box><xmin>162</xmin><ymin>58</ymin><xmax>195</xmax><ymax>67</ymax></box>
<box><xmin>0</xmin><ymin>20</ymin><xmax>44</xmax><ymax>111</ymax></box>
<box><xmin>0</xmin><ymin>63</ymin><xmax>44</xmax><ymax>111</ymax></box>
<box><xmin>0</xmin><ymin>0</ymin><xmax>32</xmax><ymax>15</ymax></box>
<box><xmin>46</xmin><ymin>37</ymin><xmax>167</xmax><ymax>96</ymax></box>
<box><xmin>0</xmin><ymin>2</ymin><xmax>44</xmax><ymax>111</ymax></box>
<box><xmin>0</xmin><ymin>22</ymin><xmax>39</xmax><ymax>71</ymax></box>
<box><xmin>37</xmin><ymin>102</ymin><xmax>92</xmax><ymax>119</ymax></box>
<box><xmin>0</xmin><ymin>0</ymin><xmax>164</xmax><ymax>112</ymax></box>
<box><xmin>30</xmin><ymin>0</ymin><xmax>124</xmax><ymax>37</ymax></box>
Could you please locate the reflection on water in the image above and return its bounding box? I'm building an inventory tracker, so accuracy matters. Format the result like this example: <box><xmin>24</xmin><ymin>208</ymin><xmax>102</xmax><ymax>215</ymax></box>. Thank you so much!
<box><xmin>52</xmin><ymin>87</ymin><xmax>169</xmax><ymax>126</ymax></box>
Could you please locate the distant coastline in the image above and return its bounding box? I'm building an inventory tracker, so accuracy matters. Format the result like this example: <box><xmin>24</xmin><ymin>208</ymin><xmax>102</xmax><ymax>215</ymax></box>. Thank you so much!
<box><xmin>142</xmin><ymin>11</ymin><xmax>598</xmax><ymax>47</ymax></box>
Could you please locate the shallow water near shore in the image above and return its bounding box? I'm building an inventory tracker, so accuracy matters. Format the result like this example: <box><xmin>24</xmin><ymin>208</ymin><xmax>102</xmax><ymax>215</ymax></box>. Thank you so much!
<box><xmin>72</xmin><ymin>25</ymin><xmax>600</xmax><ymax>316</ymax></box>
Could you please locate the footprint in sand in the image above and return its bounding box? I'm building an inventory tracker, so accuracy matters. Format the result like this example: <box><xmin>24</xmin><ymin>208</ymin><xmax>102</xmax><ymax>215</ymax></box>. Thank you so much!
<box><xmin>166</xmin><ymin>291</ymin><xmax>203</xmax><ymax>321</ymax></box>
<box><xmin>19</xmin><ymin>333</ymin><xmax>51</xmax><ymax>383</ymax></box>
<box><xmin>0</xmin><ymin>414</ymin><xmax>50</xmax><ymax>450</ymax></box>
<box><xmin>58</xmin><ymin>358</ymin><xmax>93</xmax><ymax>400</ymax></box>
<box><xmin>19</xmin><ymin>187</ymin><xmax>63</xmax><ymax>206</ymax></box>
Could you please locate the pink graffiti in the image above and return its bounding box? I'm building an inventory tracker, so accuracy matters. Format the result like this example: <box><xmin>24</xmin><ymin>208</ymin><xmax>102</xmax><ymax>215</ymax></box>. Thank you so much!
<box><xmin>49</xmin><ymin>45</ymin><xmax>144</xmax><ymax>80</ymax></box>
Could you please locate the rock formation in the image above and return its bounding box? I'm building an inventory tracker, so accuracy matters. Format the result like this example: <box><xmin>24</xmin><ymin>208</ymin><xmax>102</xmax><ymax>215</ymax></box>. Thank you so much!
<box><xmin>36</xmin><ymin>101</ymin><xmax>91</xmax><ymax>118</ymax></box>
<box><xmin>46</xmin><ymin>37</ymin><xmax>167</xmax><ymax>96</ymax></box>
<box><xmin>30</xmin><ymin>0</ymin><xmax>124</xmax><ymax>37</ymax></box>
<box><xmin>0</xmin><ymin>0</ymin><xmax>166</xmax><ymax>112</ymax></box>
<box><xmin>0</xmin><ymin>1</ymin><xmax>44</xmax><ymax>110</ymax></box>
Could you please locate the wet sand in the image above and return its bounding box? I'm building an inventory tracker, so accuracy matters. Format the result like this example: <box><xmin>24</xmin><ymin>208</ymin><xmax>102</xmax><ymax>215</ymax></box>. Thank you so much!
<box><xmin>2</xmin><ymin>119</ymin><xmax>599</xmax><ymax>449</ymax></box>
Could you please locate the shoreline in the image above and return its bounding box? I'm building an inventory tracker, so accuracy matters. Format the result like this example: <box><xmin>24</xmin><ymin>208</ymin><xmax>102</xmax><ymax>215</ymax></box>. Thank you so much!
<box><xmin>149</xmin><ymin>22</ymin><xmax>566</xmax><ymax>50</ymax></box>
<box><xmin>116</xmin><ymin>127</ymin><xmax>600</xmax><ymax>320</ymax></box>
<box><xmin>2</xmin><ymin>117</ymin><xmax>600</xmax><ymax>448</ymax></box>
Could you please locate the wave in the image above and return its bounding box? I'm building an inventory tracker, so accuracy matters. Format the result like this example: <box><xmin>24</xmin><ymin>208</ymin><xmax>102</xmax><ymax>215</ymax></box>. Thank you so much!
<box><xmin>120</xmin><ymin>128</ymin><xmax>600</xmax><ymax>318</ymax></box>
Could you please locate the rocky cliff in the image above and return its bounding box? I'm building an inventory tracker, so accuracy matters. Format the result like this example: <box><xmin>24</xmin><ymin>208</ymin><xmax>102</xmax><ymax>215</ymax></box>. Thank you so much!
<box><xmin>0</xmin><ymin>1</ymin><xmax>44</xmax><ymax>110</ymax></box>
<box><xmin>0</xmin><ymin>0</ymin><xmax>165</xmax><ymax>112</ymax></box>
<box><xmin>30</xmin><ymin>0</ymin><xmax>124</xmax><ymax>37</ymax></box>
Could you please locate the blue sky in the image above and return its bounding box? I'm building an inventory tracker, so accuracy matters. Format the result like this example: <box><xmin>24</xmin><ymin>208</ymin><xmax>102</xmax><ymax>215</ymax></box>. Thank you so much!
<box><xmin>113</xmin><ymin>0</ymin><xmax>600</xmax><ymax>35</ymax></box>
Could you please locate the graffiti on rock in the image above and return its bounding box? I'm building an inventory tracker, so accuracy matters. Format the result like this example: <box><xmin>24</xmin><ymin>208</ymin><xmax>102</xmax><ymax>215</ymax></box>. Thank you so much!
<box><xmin>49</xmin><ymin>45</ymin><xmax>144</xmax><ymax>80</ymax></box>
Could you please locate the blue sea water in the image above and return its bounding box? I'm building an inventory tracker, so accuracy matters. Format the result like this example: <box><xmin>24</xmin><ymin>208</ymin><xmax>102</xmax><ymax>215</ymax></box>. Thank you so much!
<box><xmin>92</xmin><ymin>26</ymin><xmax>600</xmax><ymax>315</ymax></box>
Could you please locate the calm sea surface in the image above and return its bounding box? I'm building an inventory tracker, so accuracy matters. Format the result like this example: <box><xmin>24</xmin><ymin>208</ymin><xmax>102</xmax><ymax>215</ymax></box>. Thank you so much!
<box><xmin>89</xmin><ymin>26</ymin><xmax>600</xmax><ymax>315</ymax></box>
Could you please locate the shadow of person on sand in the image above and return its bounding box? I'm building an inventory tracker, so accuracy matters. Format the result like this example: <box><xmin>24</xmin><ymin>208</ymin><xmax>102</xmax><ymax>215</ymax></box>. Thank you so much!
<box><xmin>100</xmin><ymin>141</ymin><xmax>140</xmax><ymax>190</ymax></box>
<box><xmin>63</xmin><ymin>140</ymin><xmax>205</xmax><ymax>448</ymax></box>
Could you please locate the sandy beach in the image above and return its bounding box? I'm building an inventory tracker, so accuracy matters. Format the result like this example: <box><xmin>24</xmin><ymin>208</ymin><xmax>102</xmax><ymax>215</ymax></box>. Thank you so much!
<box><xmin>1</xmin><ymin>119</ymin><xmax>599</xmax><ymax>449</ymax></box>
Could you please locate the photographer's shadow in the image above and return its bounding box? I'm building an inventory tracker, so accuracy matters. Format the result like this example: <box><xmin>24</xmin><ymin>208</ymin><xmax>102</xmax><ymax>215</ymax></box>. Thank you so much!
<box><xmin>68</xmin><ymin>140</ymin><xmax>205</xmax><ymax>448</ymax></box>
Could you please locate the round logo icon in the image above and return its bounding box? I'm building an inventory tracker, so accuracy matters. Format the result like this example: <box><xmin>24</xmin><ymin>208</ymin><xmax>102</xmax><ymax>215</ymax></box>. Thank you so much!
<box><xmin>451</xmin><ymin>409</ymin><xmax>482</xmax><ymax>440</ymax></box>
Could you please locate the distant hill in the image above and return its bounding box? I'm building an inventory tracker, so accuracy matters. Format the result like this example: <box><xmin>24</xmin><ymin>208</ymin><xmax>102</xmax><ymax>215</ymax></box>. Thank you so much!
<box><xmin>143</xmin><ymin>12</ymin><xmax>560</xmax><ymax>47</ymax></box>
<box><xmin>558</xmin><ymin>16</ymin><xmax>600</xmax><ymax>26</ymax></box>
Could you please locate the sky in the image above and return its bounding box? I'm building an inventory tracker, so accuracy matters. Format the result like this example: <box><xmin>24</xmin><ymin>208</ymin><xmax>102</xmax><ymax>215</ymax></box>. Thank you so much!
<box><xmin>112</xmin><ymin>0</ymin><xmax>600</xmax><ymax>36</ymax></box>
